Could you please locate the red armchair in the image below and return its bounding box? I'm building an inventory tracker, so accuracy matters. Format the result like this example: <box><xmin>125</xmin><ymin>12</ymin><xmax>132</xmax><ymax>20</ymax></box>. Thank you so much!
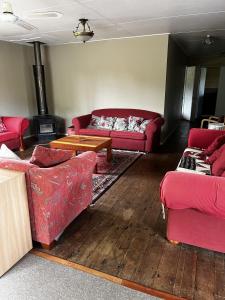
<box><xmin>160</xmin><ymin>128</ymin><xmax>225</xmax><ymax>253</ymax></box>
<box><xmin>72</xmin><ymin>109</ymin><xmax>164</xmax><ymax>152</ymax></box>
<box><xmin>0</xmin><ymin>116</ymin><xmax>29</xmax><ymax>150</ymax></box>
<box><xmin>0</xmin><ymin>151</ymin><xmax>97</xmax><ymax>248</ymax></box>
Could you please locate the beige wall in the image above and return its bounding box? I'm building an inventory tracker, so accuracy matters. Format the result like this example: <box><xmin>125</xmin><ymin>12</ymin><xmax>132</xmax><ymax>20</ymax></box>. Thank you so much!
<box><xmin>45</xmin><ymin>35</ymin><xmax>169</xmax><ymax>126</ymax></box>
<box><xmin>0</xmin><ymin>41</ymin><xmax>36</xmax><ymax>119</ymax></box>
<box><xmin>163</xmin><ymin>38</ymin><xmax>187</xmax><ymax>141</ymax></box>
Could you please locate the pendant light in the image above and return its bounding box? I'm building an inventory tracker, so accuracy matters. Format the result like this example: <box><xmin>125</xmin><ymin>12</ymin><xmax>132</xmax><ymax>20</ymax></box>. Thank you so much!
<box><xmin>73</xmin><ymin>18</ymin><xmax>94</xmax><ymax>43</ymax></box>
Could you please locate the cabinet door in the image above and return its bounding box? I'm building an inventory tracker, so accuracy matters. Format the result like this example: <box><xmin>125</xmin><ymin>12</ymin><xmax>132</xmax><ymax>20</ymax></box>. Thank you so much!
<box><xmin>0</xmin><ymin>170</ymin><xmax>32</xmax><ymax>277</ymax></box>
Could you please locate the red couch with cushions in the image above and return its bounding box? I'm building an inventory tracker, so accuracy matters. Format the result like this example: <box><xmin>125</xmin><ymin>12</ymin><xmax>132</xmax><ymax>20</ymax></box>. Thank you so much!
<box><xmin>72</xmin><ymin>108</ymin><xmax>164</xmax><ymax>152</ymax></box>
<box><xmin>0</xmin><ymin>151</ymin><xmax>96</xmax><ymax>248</ymax></box>
<box><xmin>160</xmin><ymin>128</ymin><xmax>225</xmax><ymax>253</ymax></box>
<box><xmin>0</xmin><ymin>116</ymin><xmax>29</xmax><ymax>150</ymax></box>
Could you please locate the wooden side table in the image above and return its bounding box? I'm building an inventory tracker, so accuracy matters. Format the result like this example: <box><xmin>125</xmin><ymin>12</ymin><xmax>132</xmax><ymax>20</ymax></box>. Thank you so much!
<box><xmin>0</xmin><ymin>169</ymin><xmax>32</xmax><ymax>277</ymax></box>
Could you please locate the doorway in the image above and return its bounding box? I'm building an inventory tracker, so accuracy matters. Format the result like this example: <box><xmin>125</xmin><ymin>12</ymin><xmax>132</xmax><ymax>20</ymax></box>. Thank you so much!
<box><xmin>182</xmin><ymin>65</ymin><xmax>221</xmax><ymax>122</ymax></box>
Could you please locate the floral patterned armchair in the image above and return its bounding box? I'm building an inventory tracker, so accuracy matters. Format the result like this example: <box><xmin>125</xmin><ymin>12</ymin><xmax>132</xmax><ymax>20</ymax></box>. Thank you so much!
<box><xmin>0</xmin><ymin>151</ymin><xmax>96</xmax><ymax>248</ymax></box>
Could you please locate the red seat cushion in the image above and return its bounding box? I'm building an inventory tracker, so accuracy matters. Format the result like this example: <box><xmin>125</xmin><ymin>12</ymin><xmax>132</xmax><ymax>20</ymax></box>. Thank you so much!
<box><xmin>110</xmin><ymin>130</ymin><xmax>145</xmax><ymax>140</ymax></box>
<box><xmin>206</xmin><ymin>144</ymin><xmax>225</xmax><ymax>164</ymax></box>
<box><xmin>0</xmin><ymin>131</ymin><xmax>18</xmax><ymax>143</ymax></box>
<box><xmin>79</xmin><ymin>128</ymin><xmax>111</xmax><ymax>137</ymax></box>
<box><xmin>212</xmin><ymin>147</ymin><xmax>225</xmax><ymax>176</ymax></box>
<box><xmin>203</xmin><ymin>134</ymin><xmax>225</xmax><ymax>156</ymax></box>
<box><xmin>30</xmin><ymin>145</ymin><xmax>74</xmax><ymax>167</ymax></box>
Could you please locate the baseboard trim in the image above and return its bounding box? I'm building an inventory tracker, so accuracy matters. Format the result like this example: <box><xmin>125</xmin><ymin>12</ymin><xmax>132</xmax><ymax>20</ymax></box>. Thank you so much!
<box><xmin>31</xmin><ymin>249</ymin><xmax>185</xmax><ymax>300</ymax></box>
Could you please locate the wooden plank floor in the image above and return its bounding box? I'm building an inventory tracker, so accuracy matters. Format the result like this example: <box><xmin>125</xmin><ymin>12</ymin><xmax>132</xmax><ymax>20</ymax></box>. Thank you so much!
<box><xmin>36</xmin><ymin>147</ymin><xmax>225</xmax><ymax>300</ymax></box>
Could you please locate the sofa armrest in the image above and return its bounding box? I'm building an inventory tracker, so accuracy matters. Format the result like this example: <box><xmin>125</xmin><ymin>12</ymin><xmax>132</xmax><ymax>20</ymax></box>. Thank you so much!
<box><xmin>188</xmin><ymin>128</ymin><xmax>225</xmax><ymax>149</ymax></box>
<box><xmin>2</xmin><ymin>117</ymin><xmax>29</xmax><ymax>136</ymax></box>
<box><xmin>72</xmin><ymin>114</ymin><xmax>92</xmax><ymax>134</ymax></box>
<box><xmin>160</xmin><ymin>171</ymin><xmax>225</xmax><ymax>219</ymax></box>
<box><xmin>145</xmin><ymin>117</ymin><xmax>164</xmax><ymax>152</ymax></box>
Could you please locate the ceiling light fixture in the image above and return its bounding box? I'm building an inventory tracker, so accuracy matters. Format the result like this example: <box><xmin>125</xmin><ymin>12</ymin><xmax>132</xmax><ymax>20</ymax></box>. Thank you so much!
<box><xmin>26</xmin><ymin>11</ymin><xmax>63</xmax><ymax>20</ymax></box>
<box><xmin>1</xmin><ymin>2</ymin><xmax>17</xmax><ymax>22</ymax></box>
<box><xmin>204</xmin><ymin>34</ymin><xmax>214</xmax><ymax>46</ymax></box>
<box><xmin>73</xmin><ymin>18</ymin><xmax>94</xmax><ymax>43</ymax></box>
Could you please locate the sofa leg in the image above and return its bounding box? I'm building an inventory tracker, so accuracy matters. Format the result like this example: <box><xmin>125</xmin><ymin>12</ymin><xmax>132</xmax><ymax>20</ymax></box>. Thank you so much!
<box><xmin>19</xmin><ymin>136</ymin><xmax>25</xmax><ymax>151</ymax></box>
<box><xmin>41</xmin><ymin>241</ymin><xmax>55</xmax><ymax>250</ymax></box>
<box><xmin>169</xmin><ymin>239</ymin><xmax>180</xmax><ymax>245</ymax></box>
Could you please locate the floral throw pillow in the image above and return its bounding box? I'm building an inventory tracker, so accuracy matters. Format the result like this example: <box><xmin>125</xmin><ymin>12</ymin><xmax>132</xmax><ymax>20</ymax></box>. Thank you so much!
<box><xmin>30</xmin><ymin>145</ymin><xmax>74</xmax><ymax>167</ymax></box>
<box><xmin>88</xmin><ymin>115</ymin><xmax>101</xmax><ymax>128</ymax></box>
<box><xmin>138</xmin><ymin>119</ymin><xmax>151</xmax><ymax>133</ymax></box>
<box><xmin>98</xmin><ymin>116</ymin><xmax>116</xmax><ymax>130</ymax></box>
<box><xmin>0</xmin><ymin>118</ymin><xmax>7</xmax><ymax>133</ymax></box>
<box><xmin>128</xmin><ymin>116</ymin><xmax>144</xmax><ymax>132</ymax></box>
<box><xmin>113</xmin><ymin>117</ymin><xmax>128</xmax><ymax>131</ymax></box>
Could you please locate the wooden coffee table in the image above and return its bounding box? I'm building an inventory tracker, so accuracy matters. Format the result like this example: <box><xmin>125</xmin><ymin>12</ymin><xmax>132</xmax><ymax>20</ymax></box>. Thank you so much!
<box><xmin>50</xmin><ymin>135</ymin><xmax>112</xmax><ymax>161</ymax></box>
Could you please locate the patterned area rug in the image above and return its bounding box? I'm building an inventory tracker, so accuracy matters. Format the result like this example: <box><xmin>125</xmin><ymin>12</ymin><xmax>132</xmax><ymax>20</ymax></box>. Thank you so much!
<box><xmin>93</xmin><ymin>150</ymin><xmax>142</xmax><ymax>203</ymax></box>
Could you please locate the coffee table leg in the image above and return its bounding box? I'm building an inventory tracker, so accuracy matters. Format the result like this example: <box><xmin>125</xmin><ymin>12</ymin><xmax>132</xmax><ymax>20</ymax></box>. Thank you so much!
<box><xmin>107</xmin><ymin>145</ymin><xmax>112</xmax><ymax>162</ymax></box>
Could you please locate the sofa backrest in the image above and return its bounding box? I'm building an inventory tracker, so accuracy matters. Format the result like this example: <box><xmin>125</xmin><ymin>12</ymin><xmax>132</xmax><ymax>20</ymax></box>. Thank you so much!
<box><xmin>92</xmin><ymin>108</ymin><xmax>160</xmax><ymax>120</ymax></box>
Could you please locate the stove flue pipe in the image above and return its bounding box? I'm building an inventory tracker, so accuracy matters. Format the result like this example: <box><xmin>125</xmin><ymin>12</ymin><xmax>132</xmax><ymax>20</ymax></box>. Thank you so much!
<box><xmin>32</xmin><ymin>41</ymin><xmax>48</xmax><ymax>115</ymax></box>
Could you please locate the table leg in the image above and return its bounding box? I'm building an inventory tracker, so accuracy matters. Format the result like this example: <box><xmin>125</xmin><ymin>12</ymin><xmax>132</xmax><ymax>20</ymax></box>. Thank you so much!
<box><xmin>107</xmin><ymin>145</ymin><xmax>112</xmax><ymax>162</ymax></box>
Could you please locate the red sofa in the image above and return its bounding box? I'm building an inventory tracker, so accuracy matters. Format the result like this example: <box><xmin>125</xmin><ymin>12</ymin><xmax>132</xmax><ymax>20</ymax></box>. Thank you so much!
<box><xmin>0</xmin><ymin>116</ymin><xmax>29</xmax><ymax>150</ymax></box>
<box><xmin>0</xmin><ymin>151</ymin><xmax>96</xmax><ymax>248</ymax></box>
<box><xmin>160</xmin><ymin>128</ymin><xmax>225</xmax><ymax>253</ymax></box>
<box><xmin>72</xmin><ymin>109</ymin><xmax>164</xmax><ymax>152</ymax></box>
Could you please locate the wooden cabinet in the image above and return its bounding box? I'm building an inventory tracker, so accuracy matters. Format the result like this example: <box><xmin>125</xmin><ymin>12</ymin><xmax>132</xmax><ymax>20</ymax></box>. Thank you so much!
<box><xmin>0</xmin><ymin>169</ymin><xmax>32</xmax><ymax>277</ymax></box>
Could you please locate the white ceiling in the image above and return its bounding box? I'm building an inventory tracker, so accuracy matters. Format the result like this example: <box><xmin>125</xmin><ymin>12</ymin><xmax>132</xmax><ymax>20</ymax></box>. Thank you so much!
<box><xmin>1</xmin><ymin>0</ymin><xmax>225</xmax><ymax>57</ymax></box>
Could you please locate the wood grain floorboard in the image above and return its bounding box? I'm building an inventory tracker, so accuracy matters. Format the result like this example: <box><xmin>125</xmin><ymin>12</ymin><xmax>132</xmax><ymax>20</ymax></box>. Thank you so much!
<box><xmin>194</xmin><ymin>251</ymin><xmax>216</xmax><ymax>300</ymax></box>
<box><xmin>34</xmin><ymin>139</ymin><xmax>225</xmax><ymax>300</ymax></box>
<box><xmin>173</xmin><ymin>247</ymin><xmax>198</xmax><ymax>299</ymax></box>
<box><xmin>214</xmin><ymin>253</ymin><xmax>225</xmax><ymax>299</ymax></box>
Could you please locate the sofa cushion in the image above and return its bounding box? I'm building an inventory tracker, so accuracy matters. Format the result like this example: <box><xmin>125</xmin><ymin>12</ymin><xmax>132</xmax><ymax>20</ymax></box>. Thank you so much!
<box><xmin>30</xmin><ymin>145</ymin><xmax>74</xmax><ymax>167</ymax></box>
<box><xmin>212</xmin><ymin>147</ymin><xmax>225</xmax><ymax>176</ymax></box>
<box><xmin>128</xmin><ymin>116</ymin><xmax>144</xmax><ymax>132</ymax></box>
<box><xmin>110</xmin><ymin>130</ymin><xmax>145</xmax><ymax>140</ymax></box>
<box><xmin>98</xmin><ymin>116</ymin><xmax>116</xmax><ymax>130</ymax></box>
<box><xmin>0</xmin><ymin>118</ymin><xmax>7</xmax><ymax>133</ymax></box>
<box><xmin>177</xmin><ymin>147</ymin><xmax>211</xmax><ymax>175</ymax></box>
<box><xmin>203</xmin><ymin>134</ymin><xmax>225</xmax><ymax>156</ymax></box>
<box><xmin>87</xmin><ymin>115</ymin><xmax>101</xmax><ymax>128</ymax></box>
<box><xmin>138</xmin><ymin>119</ymin><xmax>151</xmax><ymax>133</ymax></box>
<box><xmin>113</xmin><ymin>117</ymin><xmax>128</xmax><ymax>131</ymax></box>
<box><xmin>206</xmin><ymin>144</ymin><xmax>225</xmax><ymax>165</ymax></box>
<box><xmin>0</xmin><ymin>144</ymin><xmax>21</xmax><ymax>160</ymax></box>
<box><xmin>0</xmin><ymin>131</ymin><xmax>18</xmax><ymax>143</ymax></box>
<box><xmin>79</xmin><ymin>128</ymin><xmax>111</xmax><ymax>137</ymax></box>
